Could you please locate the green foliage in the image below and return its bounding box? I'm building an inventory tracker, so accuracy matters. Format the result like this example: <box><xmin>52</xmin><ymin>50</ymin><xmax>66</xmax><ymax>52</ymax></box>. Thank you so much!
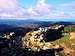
<box><xmin>64</xmin><ymin>25</ymin><xmax>75</xmax><ymax>32</ymax></box>
<box><xmin>50</xmin><ymin>32</ymin><xmax>70</xmax><ymax>45</ymax></box>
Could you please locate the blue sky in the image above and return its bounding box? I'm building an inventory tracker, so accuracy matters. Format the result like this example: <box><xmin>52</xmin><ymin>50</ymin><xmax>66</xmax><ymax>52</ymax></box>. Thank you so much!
<box><xmin>0</xmin><ymin>0</ymin><xmax>75</xmax><ymax>21</ymax></box>
<box><xmin>19</xmin><ymin>0</ymin><xmax>36</xmax><ymax>7</ymax></box>
<box><xmin>19</xmin><ymin>0</ymin><xmax>75</xmax><ymax>6</ymax></box>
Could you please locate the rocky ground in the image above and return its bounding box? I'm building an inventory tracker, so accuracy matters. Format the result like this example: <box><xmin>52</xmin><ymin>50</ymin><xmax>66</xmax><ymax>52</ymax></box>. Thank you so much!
<box><xmin>1</xmin><ymin>25</ymin><xmax>75</xmax><ymax>56</ymax></box>
<box><xmin>21</xmin><ymin>30</ymin><xmax>75</xmax><ymax>56</ymax></box>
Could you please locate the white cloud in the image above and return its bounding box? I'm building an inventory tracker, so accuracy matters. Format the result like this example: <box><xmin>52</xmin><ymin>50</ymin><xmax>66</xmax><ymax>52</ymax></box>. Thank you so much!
<box><xmin>0</xmin><ymin>0</ymin><xmax>75</xmax><ymax>20</ymax></box>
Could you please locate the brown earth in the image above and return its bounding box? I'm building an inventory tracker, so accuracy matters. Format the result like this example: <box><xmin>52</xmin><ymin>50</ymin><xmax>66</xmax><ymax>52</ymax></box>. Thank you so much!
<box><xmin>70</xmin><ymin>32</ymin><xmax>75</xmax><ymax>40</ymax></box>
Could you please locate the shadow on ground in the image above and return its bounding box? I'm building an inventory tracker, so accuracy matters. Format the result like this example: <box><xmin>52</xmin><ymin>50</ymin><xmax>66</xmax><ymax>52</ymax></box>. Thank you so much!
<box><xmin>44</xmin><ymin>27</ymin><xmax>64</xmax><ymax>42</ymax></box>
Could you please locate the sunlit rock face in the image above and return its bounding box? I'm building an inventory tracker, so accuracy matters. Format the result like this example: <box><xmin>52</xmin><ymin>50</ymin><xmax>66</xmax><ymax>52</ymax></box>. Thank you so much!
<box><xmin>22</xmin><ymin>25</ymin><xmax>64</xmax><ymax>51</ymax></box>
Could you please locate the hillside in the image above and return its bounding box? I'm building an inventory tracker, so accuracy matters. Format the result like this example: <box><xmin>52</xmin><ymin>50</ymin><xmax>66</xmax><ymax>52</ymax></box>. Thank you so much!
<box><xmin>0</xmin><ymin>20</ymin><xmax>75</xmax><ymax>56</ymax></box>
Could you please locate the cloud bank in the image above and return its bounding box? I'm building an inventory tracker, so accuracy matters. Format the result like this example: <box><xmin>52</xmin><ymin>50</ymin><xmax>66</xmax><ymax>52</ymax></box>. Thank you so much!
<box><xmin>0</xmin><ymin>0</ymin><xmax>75</xmax><ymax>20</ymax></box>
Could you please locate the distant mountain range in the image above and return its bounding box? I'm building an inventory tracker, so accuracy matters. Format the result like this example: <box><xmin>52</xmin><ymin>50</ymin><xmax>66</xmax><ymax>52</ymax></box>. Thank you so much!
<box><xmin>53</xmin><ymin>22</ymin><xmax>75</xmax><ymax>25</ymax></box>
<box><xmin>0</xmin><ymin>19</ymin><xmax>75</xmax><ymax>26</ymax></box>
<box><xmin>0</xmin><ymin>19</ymin><xmax>75</xmax><ymax>36</ymax></box>
<box><xmin>0</xmin><ymin>19</ymin><xmax>53</xmax><ymax>27</ymax></box>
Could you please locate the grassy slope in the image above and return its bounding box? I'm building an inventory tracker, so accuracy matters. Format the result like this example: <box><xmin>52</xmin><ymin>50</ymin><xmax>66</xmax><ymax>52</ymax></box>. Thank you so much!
<box><xmin>50</xmin><ymin>25</ymin><xmax>75</xmax><ymax>45</ymax></box>
<box><xmin>46</xmin><ymin>25</ymin><xmax>75</xmax><ymax>56</ymax></box>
